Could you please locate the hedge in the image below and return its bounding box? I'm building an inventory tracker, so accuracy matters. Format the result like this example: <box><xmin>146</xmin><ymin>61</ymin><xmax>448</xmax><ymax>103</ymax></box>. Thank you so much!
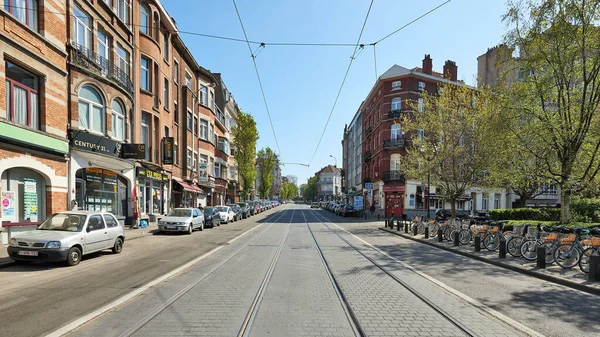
<box><xmin>489</xmin><ymin>208</ymin><xmax>560</xmax><ymax>221</ymax></box>
<box><xmin>570</xmin><ymin>198</ymin><xmax>600</xmax><ymax>223</ymax></box>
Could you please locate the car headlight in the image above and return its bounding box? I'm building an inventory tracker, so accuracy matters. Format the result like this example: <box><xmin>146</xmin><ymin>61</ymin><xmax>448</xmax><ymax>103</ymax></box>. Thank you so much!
<box><xmin>9</xmin><ymin>238</ymin><xmax>18</xmax><ymax>247</ymax></box>
<box><xmin>46</xmin><ymin>241</ymin><xmax>61</xmax><ymax>249</ymax></box>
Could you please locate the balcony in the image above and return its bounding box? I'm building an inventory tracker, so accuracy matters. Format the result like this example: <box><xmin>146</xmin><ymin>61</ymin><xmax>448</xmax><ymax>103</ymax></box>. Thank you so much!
<box><xmin>365</xmin><ymin>125</ymin><xmax>373</xmax><ymax>136</ymax></box>
<box><xmin>214</xmin><ymin>105</ymin><xmax>228</xmax><ymax>131</ymax></box>
<box><xmin>388</xmin><ymin>109</ymin><xmax>403</xmax><ymax>120</ymax></box>
<box><xmin>70</xmin><ymin>43</ymin><xmax>133</xmax><ymax>94</ymax></box>
<box><xmin>383</xmin><ymin>137</ymin><xmax>406</xmax><ymax>149</ymax></box>
<box><xmin>364</xmin><ymin>149</ymin><xmax>372</xmax><ymax>163</ymax></box>
<box><xmin>382</xmin><ymin>170</ymin><xmax>406</xmax><ymax>183</ymax></box>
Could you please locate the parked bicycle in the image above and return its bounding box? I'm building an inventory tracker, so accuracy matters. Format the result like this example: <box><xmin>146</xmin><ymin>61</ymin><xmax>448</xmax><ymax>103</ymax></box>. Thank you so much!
<box><xmin>553</xmin><ymin>227</ymin><xmax>591</xmax><ymax>269</ymax></box>
<box><xmin>579</xmin><ymin>227</ymin><xmax>600</xmax><ymax>273</ymax></box>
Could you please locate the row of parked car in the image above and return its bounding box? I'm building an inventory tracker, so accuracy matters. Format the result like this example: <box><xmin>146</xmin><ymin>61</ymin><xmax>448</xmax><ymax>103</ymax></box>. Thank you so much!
<box><xmin>311</xmin><ymin>201</ymin><xmax>358</xmax><ymax>217</ymax></box>
<box><xmin>7</xmin><ymin>200</ymin><xmax>281</xmax><ymax>267</ymax></box>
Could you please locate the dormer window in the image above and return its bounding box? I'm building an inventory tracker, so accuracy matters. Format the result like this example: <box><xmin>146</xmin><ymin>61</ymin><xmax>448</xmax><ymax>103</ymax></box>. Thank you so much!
<box><xmin>418</xmin><ymin>82</ymin><xmax>425</xmax><ymax>91</ymax></box>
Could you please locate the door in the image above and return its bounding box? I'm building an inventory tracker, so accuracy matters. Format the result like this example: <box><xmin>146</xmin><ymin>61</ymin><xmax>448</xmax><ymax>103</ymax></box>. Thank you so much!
<box><xmin>192</xmin><ymin>209</ymin><xmax>201</xmax><ymax>228</ymax></box>
<box><xmin>118</xmin><ymin>182</ymin><xmax>127</xmax><ymax>217</ymax></box>
<box><xmin>385</xmin><ymin>192</ymin><xmax>403</xmax><ymax>218</ymax></box>
<box><xmin>76</xmin><ymin>179</ymin><xmax>86</xmax><ymax>210</ymax></box>
<box><xmin>103</xmin><ymin>214</ymin><xmax>121</xmax><ymax>245</ymax></box>
<box><xmin>84</xmin><ymin>214</ymin><xmax>110</xmax><ymax>252</ymax></box>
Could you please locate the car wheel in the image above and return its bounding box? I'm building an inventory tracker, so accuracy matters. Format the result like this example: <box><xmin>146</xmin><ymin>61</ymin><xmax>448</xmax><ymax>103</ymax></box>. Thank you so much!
<box><xmin>187</xmin><ymin>224</ymin><xmax>193</xmax><ymax>235</ymax></box>
<box><xmin>199</xmin><ymin>221</ymin><xmax>204</xmax><ymax>231</ymax></box>
<box><xmin>66</xmin><ymin>247</ymin><xmax>82</xmax><ymax>266</ymax></box>
<box><xmin>112</xmin><ymin>238</ymin><xmax>124</xmax><ymax>254</ymax></box>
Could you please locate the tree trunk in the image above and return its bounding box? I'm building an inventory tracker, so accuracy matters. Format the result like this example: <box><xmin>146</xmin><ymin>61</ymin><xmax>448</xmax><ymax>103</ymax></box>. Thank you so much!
<box><xmin>450</xmin><ymin>199</ymin><xmax>456</xmax><ymax>218</ymax></box>
<box><xmin>518</xmin><ymin>193</ymin><xmax>528</xmax><ymax>208</ymax></box>
<box><xmin>560</xmin><ymin>188</ymin><xmax>571</xmax><ymax>224</ymax></box>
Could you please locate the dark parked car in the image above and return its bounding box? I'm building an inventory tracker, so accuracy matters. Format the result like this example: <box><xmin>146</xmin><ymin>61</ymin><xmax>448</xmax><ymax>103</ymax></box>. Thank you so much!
<box><xmin>237</xmin><ymin>202</ymin><xmax>250</xmax><ymax>218</ymax></box>
<box><xmin>436</xmin><ymin>209</ymin><xmax>468</xmax><ymax>220</ymax></box>
<box><xmin>247</xmin><ymin>201</ymin><xmax>257</xmax><ymax>216</ymax></box>
<box><xmin>203</xmin><ymin>207</ymin><xmax>219</xmax><ymax>228</ymax></box>
<box><xmin>228</xmin><ymin>204</ymin><xmax>242</xmax><ymax>221</ymax></box>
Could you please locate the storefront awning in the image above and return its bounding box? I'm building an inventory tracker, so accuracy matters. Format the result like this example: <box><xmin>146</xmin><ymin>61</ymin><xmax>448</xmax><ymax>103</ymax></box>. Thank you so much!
<box><xmin>174</xmin><ymin>180</ymin><xmax>204</xmax><ymax>194</ymax></box>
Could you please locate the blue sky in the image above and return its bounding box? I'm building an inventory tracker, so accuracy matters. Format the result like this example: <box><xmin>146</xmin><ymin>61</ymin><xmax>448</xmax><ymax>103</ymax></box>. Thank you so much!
<box><xmin>163</xmin><ymin>0</ymin><xmax>508</xmax><ymax>186</ymax></box>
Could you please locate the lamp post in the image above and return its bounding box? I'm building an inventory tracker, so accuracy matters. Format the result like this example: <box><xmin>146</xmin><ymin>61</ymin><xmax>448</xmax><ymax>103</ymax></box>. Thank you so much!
<box><xmin>329</xmin><ymin>154</ymin><xmax>337</xmax><ymax>167</ymax></box>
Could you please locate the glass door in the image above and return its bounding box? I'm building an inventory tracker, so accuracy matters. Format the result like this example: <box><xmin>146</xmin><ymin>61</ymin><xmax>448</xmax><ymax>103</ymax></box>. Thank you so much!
<box><xmin>76</xmin><ymin>178</ymin><xmax>85</xmax><ymax>210</ymax></box>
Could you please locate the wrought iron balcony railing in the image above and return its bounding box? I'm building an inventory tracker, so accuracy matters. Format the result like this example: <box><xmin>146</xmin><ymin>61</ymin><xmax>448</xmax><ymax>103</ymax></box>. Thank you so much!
<box><xmin>364</xmin><ymin>149</ymin><xmax>372</xmax><ymax>162</ymax></box>
<box><xmin>388</xmin><ymin>109</ymin><xmax>403</xmax><ymax>119</ymax></box>
<box><xmin>365</xmin><ymin>125</ymin><xmax>373</xmax><ymax>136</ymax></box>
<box><xmin>70</xmin><ymin>42</ymin><xmax>134</xmax><ymax>94</ymax></box>
<box><xmin>381</xmin><ymin>170</ymin><xmax>406</xmax><ymax>182</ymax></box>
<box><xmin>383</xmin><ymin>137</ymin><xmax>406</xmax><ymax>149</ymax></box>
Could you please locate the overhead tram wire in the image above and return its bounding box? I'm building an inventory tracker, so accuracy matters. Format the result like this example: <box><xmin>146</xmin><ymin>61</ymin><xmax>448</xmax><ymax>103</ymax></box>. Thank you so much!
<box><xmin>232</xmin><ymin>0</ymin><xmax>282</xmax><ymax>158</ymax></box>
<box><xmin>308</xmin><ymin>0</ymin><xmax>375</xmax><ymax>167</ymax></box>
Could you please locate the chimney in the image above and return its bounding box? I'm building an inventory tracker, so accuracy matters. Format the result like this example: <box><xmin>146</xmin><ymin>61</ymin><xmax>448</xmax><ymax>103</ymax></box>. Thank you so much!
<box><xmin>422</xmin><ymin>54</ymin><xmax>432</xmax><ymax>75</ymax></box>
<box><xmin>443</xmin><ymin>60</ymin><xmax>458</xmax><ymax>81</ymax></box>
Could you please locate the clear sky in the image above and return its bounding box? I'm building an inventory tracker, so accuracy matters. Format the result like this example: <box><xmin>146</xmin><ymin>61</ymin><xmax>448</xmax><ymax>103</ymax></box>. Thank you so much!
<box><xmin>162</xmin><ymin>0</ymin><xmax>509</xmax><ymax>186</ymax></box>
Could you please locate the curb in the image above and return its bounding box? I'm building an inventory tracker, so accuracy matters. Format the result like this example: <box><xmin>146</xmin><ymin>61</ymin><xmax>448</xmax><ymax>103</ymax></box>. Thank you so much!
<box><xmin>379</xmin><ymin>227</ymin><xmax>600</xmax><ymax>296</ymax></box>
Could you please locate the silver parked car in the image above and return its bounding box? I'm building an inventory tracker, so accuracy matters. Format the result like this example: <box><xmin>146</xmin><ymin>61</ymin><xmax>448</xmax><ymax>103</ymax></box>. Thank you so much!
<box><xmin>7</xmin><ymin>211</ymin><xmax>125</xmax><ymax>266</ymax></box>
<box><xmin>158</xmin><ymin>208</ymin><xmax>204</xmax><ymax>234</ymax></box>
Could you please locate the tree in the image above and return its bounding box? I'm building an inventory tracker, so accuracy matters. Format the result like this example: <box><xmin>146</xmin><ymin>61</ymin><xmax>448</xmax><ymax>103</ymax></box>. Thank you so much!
<box><xmin>281</xmin><ymin>181</ymin><xmax>298</xmax><ymax>200</ymax></box>
<box><xmin>301</xmin><ymin>176</ymin><xmax>319</xmax><ymax>201</ymax></box>
<box><xmin>231</xmin><ymin>110</ymin><xmax>259</xmax><ymax>200</ymax></box>
<box><xmin>403</xmin><ymin>82</ymin><xmax>494</xmax><ymax>217</ymax></box>
<box><xmin>501</xmin><ymin>0</ymin><xmax>600</xmax><ymax>223</ymax></box>
<box><xmin>256</xmin><ymin>147</ymin><xmax>276</xmax><ymax>199</ymax></box>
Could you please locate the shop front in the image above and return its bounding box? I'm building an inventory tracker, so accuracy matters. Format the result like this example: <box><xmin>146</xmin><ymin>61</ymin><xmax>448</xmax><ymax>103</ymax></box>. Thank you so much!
<box><xmin>213</xmin><ymin>179</ymin><xmax>227</xmax><ymax>206</ymax></box>
<box><xmin>172</xmin><ymin>178</ymin><xmax>204</xmax><ymax>208</ymax></box>
<box><xmin>136</xmin><ymin>167</ymin><xmax>169</xmax><ymax>219</ymax></box>
<box><xmin>69</xmin><ymin>129</ymin><xmax>136</xmax><ymax>225</ymax></box>
<box><xmin>384</xmin><ymin>183</ymin><xmax>406</xmax><ymax>218</ymax></box>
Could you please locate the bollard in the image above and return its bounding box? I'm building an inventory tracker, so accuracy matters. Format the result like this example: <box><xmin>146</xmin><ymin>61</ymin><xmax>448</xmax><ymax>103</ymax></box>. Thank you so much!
<box><xmin>590</xmin><ymin>255</ymin><xmax>600</xmax><ymax>282</ymax></box>
<box><xmin>424</xmin><ymin>227</ymin><xmax>429</xmax><ymax>239</ymax></box>
<box><xmin>396</xmin><ymin>220</ymin><xmax>401</xmax><ymax>231</ymax></box>
<box><xmin>438</xmin><ymin>229</ymin><xmax>443</xmax><ymax>242</ymax></box>
<box><xmin>413</xmin><ymin>224</ymin><xmax>418</xmax><ymax>236</ymax></box>
<box><xmin>405</xmin><ymin>223</ymin><xmax>409</xmax><ymax>234</ymax></box>
<box><xmin>364</xmin><ymin>212</ymin><xmax>367</xmax><ymax>219</ymax></box>
<box><xmin>499</xmin><ymin>239</ymin><xmax>507</xmax><ymax>258</ymax></box>
<box><xmin>453</xmin><ymin>231</ymin><xmax>459</xmax><ymax>246</ymax></box>
<box><xmin>378</xmin><ymin>214</ymin><xmax>381</xmax><ymax>221</ymax></box>
<box><xmin>536</xmin><ymin>246</ymin><xmax>546</xmax><ymax>269</ymax></box>
<box><xmin>474</xmin><ymin>236</ymin><xmax>481</xmax><ymax>252</ymax></box>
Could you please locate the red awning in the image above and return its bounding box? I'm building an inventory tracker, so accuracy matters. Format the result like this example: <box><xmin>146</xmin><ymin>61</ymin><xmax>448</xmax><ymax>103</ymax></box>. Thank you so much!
<box><xmin>174</xmin><ymin>180</ymin><xmax>204</xmax><ymax>193</ymax></box>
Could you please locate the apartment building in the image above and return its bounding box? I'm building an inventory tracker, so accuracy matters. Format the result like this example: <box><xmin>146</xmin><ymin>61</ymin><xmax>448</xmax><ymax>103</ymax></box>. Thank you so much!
<box><xmin>316</xmin><ymin>165</ymin><xmax>342</xmax><ymax>202</ymax></box>
<box><xmin>1</xmin><ymin>0</ymin><xmax>70</xmax><ymax>243</ymax></box>
<box><xmin>342</xmin><ymin>109</ymin><xmax>362</xmax><ymax>204</ymax></box>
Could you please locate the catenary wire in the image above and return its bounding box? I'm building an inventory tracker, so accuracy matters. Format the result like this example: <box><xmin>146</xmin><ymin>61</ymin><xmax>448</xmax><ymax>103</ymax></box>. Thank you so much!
<box><xmin>308</xmin><ymin>0</ymin><xmax>374</xmax><ymax>167</ymax></box>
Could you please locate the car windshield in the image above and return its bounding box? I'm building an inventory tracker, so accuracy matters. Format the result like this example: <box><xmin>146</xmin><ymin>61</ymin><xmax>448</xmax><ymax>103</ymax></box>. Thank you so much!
<box><xmin>237</xmin><ymin>203</ymin><xmax>246</xmax><ymax>208</ymax></box>
<box><xmin>38</xmin><ymin>214</ymin><xmax>87</xmax><ymax>232</ymax></box>
<box><xmin>216</xmin><ymin>206</ymin><xmax>228</xmax><ymax>212</ymax></box>
<box><xmin>167</xmin><ymin>209</ymin><xmax>191</xmax><ymax>217</ymax></box>
<box><xmin>204</xmin><ymin>208</ymin><xmax>215</xmax><ymax>215</ymax></box>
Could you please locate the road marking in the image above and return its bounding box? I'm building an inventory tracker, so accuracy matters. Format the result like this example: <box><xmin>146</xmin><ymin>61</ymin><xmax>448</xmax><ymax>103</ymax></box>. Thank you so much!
<box><xmin>46</xmin><ymin>208</ymin><xmax>286</xmax><ymax>337</ymax></box>
<box><xmin>317</xmin><ymin>211</ymin><xmax>546</xmax><ymax>337</ymax></box>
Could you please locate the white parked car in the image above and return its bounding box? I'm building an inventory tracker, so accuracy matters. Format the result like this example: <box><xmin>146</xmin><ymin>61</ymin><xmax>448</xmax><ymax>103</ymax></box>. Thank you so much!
<box><xmin>7</xmin><ymin>211</ymin><xmax>125</xmax><ymax>266</ymax></box>
<box><xmin>215</xmin><ymin>205</ymin><xmax>234</xmax><ymax>224</ymax></box>
<box><xmin>158</xmin><ymin>208</ymin><xmax>204</xmax><ymax>234</ymax></box>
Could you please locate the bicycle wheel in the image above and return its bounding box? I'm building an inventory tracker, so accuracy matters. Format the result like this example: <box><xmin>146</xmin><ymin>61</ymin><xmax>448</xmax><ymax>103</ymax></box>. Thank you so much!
<box><xmin>520</xmin><ymin>240</ymin><xmax>539</xmax><ymax>261</ymax></box>
<box><xmin>507</xmin><ymin>237</ymin><xmax>523</xmax><ymax>257</ymax></box>
<box><xmin>458</xmin><ymin>229</ymin><xmax>472</xmax><ymax>245</ymax></box>
<box><xmin>553</xmin><ymin>244</ymin><xmax>581</xmax><ymax>269</ymax></box>
<box><xmin>483</xmin><ymin>233</ymin><xmax>500</xmax><ymax>251</ymax></box>
<box><xmin>444</xmin><ymin>227</ymin><xmax>454</xmax><ymax>241</ymax></box>
<box><xmin>430</xmin><ymin>224</ymin><xmax>439</xmax><ymax>238</ymax></box>
<box><xmin>578</xmin><ymin>247</ymin><xmax>595</xmax><ymax>273</ymax></box>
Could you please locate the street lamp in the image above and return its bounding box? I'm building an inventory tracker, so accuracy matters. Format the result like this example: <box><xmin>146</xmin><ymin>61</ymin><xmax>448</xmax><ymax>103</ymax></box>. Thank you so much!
<box><xmin>329</xmin><ymin>154</ymin><xmax>337</xmax><ymax>167</ymax></box>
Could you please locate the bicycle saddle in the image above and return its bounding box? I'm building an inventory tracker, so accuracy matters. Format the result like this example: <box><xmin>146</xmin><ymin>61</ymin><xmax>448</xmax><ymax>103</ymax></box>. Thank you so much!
<box><xmin>590</xmin><ymin>227</ymin><xmax>600</xmax><ymax>236</ymax></box>
<box><xmin>522</xmin><ymin>224</ymin><xmax>531</xmax><ymax>234</ymax></box>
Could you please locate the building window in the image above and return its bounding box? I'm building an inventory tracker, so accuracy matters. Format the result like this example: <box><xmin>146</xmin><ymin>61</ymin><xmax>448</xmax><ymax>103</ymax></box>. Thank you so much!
<box><xmin>141</xmin><ymin>113</ymin><xmax>150</xmax><ymax>160</ymax></box>
<box><xmin>494</xmin><ymin>193</ymin><xmax>500</xmax><ymax>209</ymax></box>
<box><xmin>391</xmin><ymin>97</ymin><xmax>401</xmax><ymax>111</ymax></box>
<box><xmin>153</xmin><ymin>12</ymin><xmax>159</xmax><ymax>39</ymax></box>
<box><xmin>140</xmin><ymin>57</ymin><xmax>150</xmax><ymax>91</ymax></box>
<box><xmin>390</xmin><ymin>154</ymin><xmax>401</xmax><ymax>171</ymax></box>
<box><xmin>186</xmin><ymin>111</ymin><xmax>192</xmax><ymax>130</ymax></box>
<box><xmin>218</xmin><ymin>138</ymin><xmax>228</xmax><ymax>154</ymax></box>
<box><xmin>391</xmin><ymin>124</ymin><xmax>401</xmax><ymax>140</ymax></box>
<box><xmin>482</xmin><ymin>193</ymin><xmax>489</xmax><ymax>210</ymax></box>
<box><xmin>5</xmin><ymin>62</ymin><xmax>39</xmax><ymax>130</ymax></box>
<box><xmin>200</xmin><ymin>85</ymin><xmax>208</xmax><ymax>106</ymax></box>
<box><xmin>184</xmin><ymin>72</ymin><xmax>192</xmax><ymax>88</ymax></box>
<box><xmin>111</xmin><ymin>99</ymin><xmax>125</xmax><ymax>140</ymax></box>
<box><xmin>187</xmin><ymin>149</ymin><xmax>192</xmax><ymax>169</ymax></box>
<box><xmin>214</xmin><ymin>162</ymin><xmax>221</xmax><ymax>178</ymax></box>
<box><xmin>163</xmin><ymin>32</ymin><xmax>169</xmax><ymax>61</ymax></box>
<box><xmin>97</xmin><ymin>30</ymin><xmax>110</xmax><ymax>64</ymax></box>
<box><xmin>5</xmin><ymin>0</ymin><xmax>38</xmax><ymax>30</ymax></box>
<box><xmin>163</xmin><ymin>78</ymin><xmax>169</xmax><ymax>109</ymax></box>
<box><xmin>200</xmin><ymin>119</ymin><xmax>208</xmax><ymax>139</ymax></box>
<box><xmin>193</xmin><ymin>153</ymin><xmax>197</xmax><ymax>171</ymax></box>
<box><xmin>418</xmin><ymin>82</ymin><xmax>425</xmax><ymax>91</ymax></box>
<box><xmin>209</xmin><ymin>124</ymin><xmax>214</xmax><ymax>144</ymax></box>
<box><xmin>210</xmin><ymin>91</ymin><xmax>214</xmax><ymax>109</ymax></box>
<box><xmin>409</xmin><ymin>194</ymin><xmax>415</xmax><ymax>207</ymax></box>
<box><xmin>73</xmin><ymin>4</ymin><xmax>91</xmax><ymax>48</ymax></box>
<box><xmin>193</xmin><ymin>116</ymin><xmax>198</xmax><ymax>135</ymax></box>
<box><xmin>116</xmin><ymin>45</ymin><xmax>130</xmax><ymax>76</ymax></box>
<box><xmin>418</xmin><ymin>98</ymin><xmax>424</xmax><ymax>112</ymax></box>
<box><xmin>78</xmin><ymin>85</ymin><xmax>104</xmax><ymax>133</ymax></box>
<box><xmin>116</xmin><ymin>0</ymin><xmax>130</xmax><ymax>25</ymax></box>
<box><xmin>164</xmin><ymin>125</ymin><xmax>169</xmax><ymax>138</ymax></box>
<box><xmin>174</xmin><ymin>142</ymin><xmax>178</xmax><ymax>165</ymax></box>
<box><xmin>174</xmin><ymin>101</ymin><xmax>178</xmax><ymax>123</ymax></box>
<box><xmin>173</xmin><ymin>61</ymin><xmax>179</xmax><ymax>85</ymax></box>
<box><xmin>139</xmin><ymin>4</ymin><xmax>150</xmax><ymax>34</ymax></box>
<box><xmin>391</xmin><ymin>81</ymin><xmax>401</xmax><ymax>90</ymax></box>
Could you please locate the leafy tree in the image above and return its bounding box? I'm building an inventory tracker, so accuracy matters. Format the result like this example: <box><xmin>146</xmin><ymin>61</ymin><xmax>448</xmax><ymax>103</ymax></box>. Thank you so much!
<box><xmin>281</xmin><ymin>181</ymin><xmax>298</xmax><ymax>200</ymax></box>
<box><xmin>501</xmin><ymin>0</ymin><xmax>600</xmax><ymax>223</ymax></box>
<box><xmin>231</xmin><ymin>110</ymin><xmax>259</xmax><ymax>200</ymax></box>
<box><xmin>303</xmin><ymin>176</ymin><xmax>319</xmax><ymax>201</ymax></box>
<box><xmin>403</xmin><ymin>82</ymin><xmax>494</xmax><ymax>217</ymax></box>
<box><xmin>256</xmin><ymin>147</ymin><xmax>276</xmax><ymax>198</ymax></box>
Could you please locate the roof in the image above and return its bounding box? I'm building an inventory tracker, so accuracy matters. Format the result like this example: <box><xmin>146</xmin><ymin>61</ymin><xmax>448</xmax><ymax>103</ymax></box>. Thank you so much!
<box><xmin>316</xmin><ymin>165</ymin><xmax>341</xmax><ymax>175</ymax></box>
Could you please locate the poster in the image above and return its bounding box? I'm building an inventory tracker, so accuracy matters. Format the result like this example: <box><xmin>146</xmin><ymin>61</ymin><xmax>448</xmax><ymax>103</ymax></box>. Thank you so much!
<box><xmin>1</xmin><ymin>191</ymin><xmax>16</xmax><ymax>221</ymax></box>
<box><xmin>353</xmin><ymin>196</ymin><xmax>364</xmax><ymax>210</ymax></box>
<box><xmin>23</xmin><ymin>178</ymin><xmax>38</xmax><ymax>222</ymax></box>
<box><xmin>198</xmin><ymin>163</ymin><xmax>208</xmax><ymax>181</ymax></box>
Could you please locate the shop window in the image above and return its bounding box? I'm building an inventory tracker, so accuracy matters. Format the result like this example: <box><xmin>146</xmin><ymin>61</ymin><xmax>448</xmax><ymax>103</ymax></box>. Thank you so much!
<box><xmin>111</xmin><ymin>99</ymin><xmax>125</xmax><ymax>140</ymax></box>
<box><xmin>76</xmin><ymin>168</ymin><xmax>128</xmax><ymax>216</ymax></box>
<box><xmin>1</xmin><ymin>168</ymin><xmax>46</xmax><ymax>223</ymax></box>
<box><xmin>78</xmin><ymin>85</ymin><xmax>105</xmax><ymax>133</ymax></box>
<box><xmin>5</xmin><ymin>61</ymin><xmax>39</xmax><ymax>130</ymax></box>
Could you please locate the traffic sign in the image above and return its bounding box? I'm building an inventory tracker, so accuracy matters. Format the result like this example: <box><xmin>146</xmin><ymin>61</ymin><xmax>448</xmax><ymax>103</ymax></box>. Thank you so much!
<box><xmin>365</xmin><ymin>183</ymin><xmax>374</xmax><ymax>190</ymax></box>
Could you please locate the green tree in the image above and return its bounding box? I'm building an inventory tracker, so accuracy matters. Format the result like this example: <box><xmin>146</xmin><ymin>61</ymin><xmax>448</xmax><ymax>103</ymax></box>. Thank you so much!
<box><xmin>281</xmin><ymin>181</ymin><xmax>298</xmax><ymax>200</ymax></box>
<box><xmin>231</xmin><ymin>110</ymin><xmax>259</xmax><ymax>200</ymax></box>
<box><xmin>302</xmin><ymin>176</ymin><xmax>319</xmax><ymax>202</ymax></box>
<box><xmin>403</xmin><ymin>82</ymin><xmax>494</xmax><ymax>217</ymax></box>
<box><xmin>256</xmin><ymin>147</ymin><xmax>276</xmax><ymax>198</ymax></box>
<box><xmin>501</xmin><ymin>0</ymin><xmax>600</xmax><ymax>223</ymax></box>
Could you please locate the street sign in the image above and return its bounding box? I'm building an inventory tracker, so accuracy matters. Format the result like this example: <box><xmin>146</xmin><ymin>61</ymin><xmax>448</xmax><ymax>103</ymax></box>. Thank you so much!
<box><xmin>365</xmin><ymin>183</ymin><xmax>374</xmax><ymax>190</ymax></box>
<box><xmin>421</xmin><ymin>182</ymin><xmax>426</xmax><ymax>190</ymax></box>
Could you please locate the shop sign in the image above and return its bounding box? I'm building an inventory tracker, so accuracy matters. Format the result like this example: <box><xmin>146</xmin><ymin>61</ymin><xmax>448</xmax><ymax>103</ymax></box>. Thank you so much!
<box><xmin>121</xmin><ymin>144</ymin><xmax>146</xmax><ymax>159</ymax></box>
<box><xmin>1</xmin><ymin>191</ymin><xmax>16</xmax><ymax>221</ymax></box>
<box><xmin>137</xmin><ymin>167</ymin><xmax>168</xmax><ymax>182</ymax></box>
<box><xmin>70</xmin><ymin>129</ymin><xmax>121</xmax><ymax>157</ymax></box>
<box><xmin>23</xmin><ymin>178</ymin><xmax>38</xmax><ymax>222</ymax></box>
<box><xmin>162</xmin><ymin>137</ymin><xmax>174</xmax><ymax>164</ymax></box>
<box><xmin>383</xmin><ymin>184</ymin><xmax>406</xmax><ymax>193</ymax></box>
<box><xmin>353</xmin><ymin>196</ymin><xmax>364</xmax><ymax>210</ymax></box>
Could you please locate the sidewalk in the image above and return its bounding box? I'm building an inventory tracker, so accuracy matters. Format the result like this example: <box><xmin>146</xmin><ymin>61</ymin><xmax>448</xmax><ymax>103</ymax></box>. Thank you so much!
<box><xmin>380</xmin><ymin>226</ymin><xmax>600</xmax><ymax>295</ymax></box>
<box><xmin>0</xmin><ymin>222</ymin><xmax>159</xmax><ymax>268</ymax></box>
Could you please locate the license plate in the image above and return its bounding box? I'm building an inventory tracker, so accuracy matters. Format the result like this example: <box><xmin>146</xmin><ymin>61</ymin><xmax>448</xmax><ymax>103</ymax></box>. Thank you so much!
<box><xmin>18</xmin><ymin>250</ymin><xmax>38</xmax><ymax>256</ymax></box>
<box><xmin>168</xmin><ymin>226</ymin><xmax>176</xmax><ymax>229</ymax></box>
